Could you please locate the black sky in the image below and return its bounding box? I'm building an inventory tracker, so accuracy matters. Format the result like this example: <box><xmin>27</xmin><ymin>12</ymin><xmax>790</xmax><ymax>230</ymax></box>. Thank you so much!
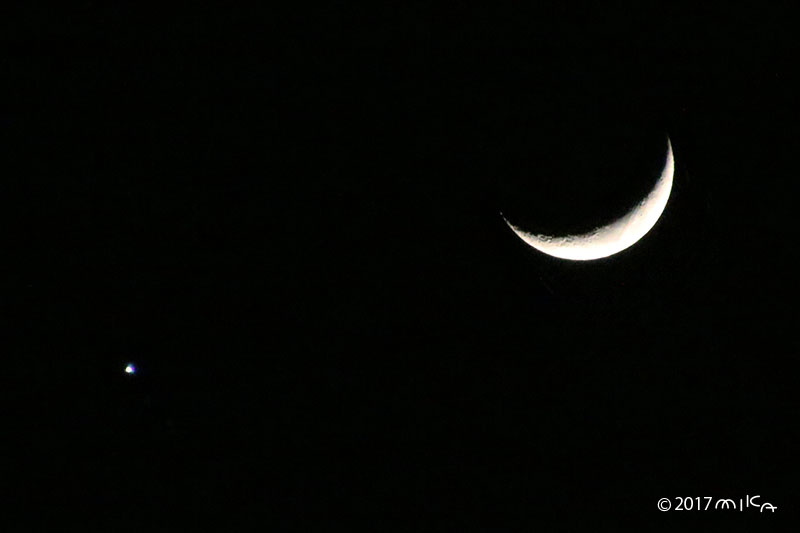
<box><xmin>5</xmin><ymin>5</ymin><xmax>800</xmax><ymax>530</ymax></box>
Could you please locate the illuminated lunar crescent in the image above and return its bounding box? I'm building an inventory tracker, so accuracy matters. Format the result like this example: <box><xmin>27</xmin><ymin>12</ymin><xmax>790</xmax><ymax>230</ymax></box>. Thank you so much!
<box><xmin>504</xmin><ymin>137</ymin><xmax>674</xmax><ymax>261</ymax></box>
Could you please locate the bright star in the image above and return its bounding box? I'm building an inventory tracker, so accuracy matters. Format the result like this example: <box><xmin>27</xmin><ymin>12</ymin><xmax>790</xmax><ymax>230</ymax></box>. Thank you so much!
<box><xmin>125</xmin><ymin>363</ymin><xmax>136</xmax><ymax>375</ymax></box>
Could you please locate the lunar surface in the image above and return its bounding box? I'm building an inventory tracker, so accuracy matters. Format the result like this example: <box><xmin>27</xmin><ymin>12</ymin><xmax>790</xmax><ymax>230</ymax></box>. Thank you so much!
<box><xmin>504</xmin><ymin>137</ymin><xmax>674</xmax><ymax>260</ymax></box>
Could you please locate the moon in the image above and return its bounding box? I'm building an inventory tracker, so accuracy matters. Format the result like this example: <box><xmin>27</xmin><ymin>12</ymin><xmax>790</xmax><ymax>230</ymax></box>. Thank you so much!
<box><xmin>504</xmin><ymin>137</ymin><xmax>674</xmax><ymax>261</ymax></box>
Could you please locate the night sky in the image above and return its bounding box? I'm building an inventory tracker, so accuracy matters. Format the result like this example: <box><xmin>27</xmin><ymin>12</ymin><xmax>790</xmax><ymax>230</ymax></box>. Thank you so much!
<box><xmin>5</xmin><ymin>5</ymin><xmax>799</xmax><ymax>530</ymax></box>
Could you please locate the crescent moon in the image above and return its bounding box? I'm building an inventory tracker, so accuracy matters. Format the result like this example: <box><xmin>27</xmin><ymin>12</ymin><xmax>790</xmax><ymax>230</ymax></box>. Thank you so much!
<box><xmin>504</xmin><ymin>137</ymin><xmax>674</xmax><ymax>261</ymax></box>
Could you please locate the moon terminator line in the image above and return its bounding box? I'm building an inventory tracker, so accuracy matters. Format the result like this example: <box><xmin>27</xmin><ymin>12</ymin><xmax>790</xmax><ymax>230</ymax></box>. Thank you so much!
<box><xmin>503</xmin><ymin>137</ymin><xmax>674</xmax><ymax>261</ymax></box>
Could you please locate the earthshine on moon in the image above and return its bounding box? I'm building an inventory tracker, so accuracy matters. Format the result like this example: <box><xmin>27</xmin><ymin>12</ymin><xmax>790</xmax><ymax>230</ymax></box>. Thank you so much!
<box><xmin>504</xmin><ymin>137</ymin><xmax>674</xmax><ymax>261</ymax></box>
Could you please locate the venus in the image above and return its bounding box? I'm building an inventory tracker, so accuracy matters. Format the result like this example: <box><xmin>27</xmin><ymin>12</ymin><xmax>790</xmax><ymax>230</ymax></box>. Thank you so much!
<box><xmin>504</xmin><ymin>137</ymin><xmax>674</xmax><ymax>261</ymax></box>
